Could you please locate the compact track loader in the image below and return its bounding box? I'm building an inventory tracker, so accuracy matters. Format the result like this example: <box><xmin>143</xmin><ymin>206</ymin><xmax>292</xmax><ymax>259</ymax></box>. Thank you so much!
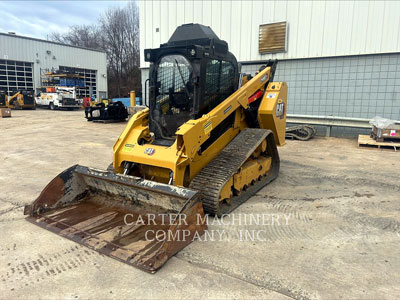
<box><xmin>25</xmin><ymin>24</ymin><xmax>287</xmax><ymax>273</ymax></box>
<box><xmin>7</xmin><ymin>90</ymin><xmax>36</xmax><ymax>109</ymax></box>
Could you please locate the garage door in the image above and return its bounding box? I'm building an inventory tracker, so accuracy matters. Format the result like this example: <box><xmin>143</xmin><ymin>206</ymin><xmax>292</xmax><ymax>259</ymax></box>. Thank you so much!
<box><xmin>0</xmin><ymin>59</ymin><xmax>33</xmax><ymax>94</ymax></box>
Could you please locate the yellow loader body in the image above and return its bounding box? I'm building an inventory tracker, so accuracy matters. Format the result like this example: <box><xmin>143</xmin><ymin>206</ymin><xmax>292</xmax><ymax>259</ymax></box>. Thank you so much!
<box><xmin>24</xmin><ymin>23</ymin><xmax>287</xmax><ymax>273</ymax></box>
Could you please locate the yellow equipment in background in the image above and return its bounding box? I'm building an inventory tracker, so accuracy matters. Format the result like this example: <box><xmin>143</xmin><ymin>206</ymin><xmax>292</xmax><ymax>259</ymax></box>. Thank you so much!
<box><xmin>25</xmin><ymin>24</ymin><xmax>287</xmax><ymax>273</ymax></box>
<box><xmin>130</xmin><ymin>90</ymin><xmax>136</xmax><ymax>107</ymax></box>
<box><xmin>0</xmin><ymin>90</ymin><xmax>7</xmax><ymax>108</ymax></box>
<box><xmin>7</xmin><ymin>90</ymin><xmax>36</xmax><ymax>110</ymax></box>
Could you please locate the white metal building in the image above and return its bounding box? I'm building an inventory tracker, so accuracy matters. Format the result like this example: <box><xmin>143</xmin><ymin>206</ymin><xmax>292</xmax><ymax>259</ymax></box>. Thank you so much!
<box><xmin>0</xmin><ymin>32</ymin><xmax>107</xmax><ymax>99</ymax></box>
<box><xmin>139</xmin><ymin>0</ymin><xmax>400</xmax><ymax>135</ymax></box>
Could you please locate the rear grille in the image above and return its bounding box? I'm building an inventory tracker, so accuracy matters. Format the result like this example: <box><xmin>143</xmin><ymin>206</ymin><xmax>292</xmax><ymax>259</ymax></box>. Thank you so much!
<box><xmin>24</xmin><ymin>97</ymin><xmax>34</xmax><ymax>105</ymax></box>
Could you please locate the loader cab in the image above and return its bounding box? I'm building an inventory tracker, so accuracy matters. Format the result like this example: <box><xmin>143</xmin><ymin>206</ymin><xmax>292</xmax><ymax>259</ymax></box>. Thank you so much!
<box><xmin>145</xmin><ymin>23</ymin><xmax>239</xmax><ymax>143</ymax></box>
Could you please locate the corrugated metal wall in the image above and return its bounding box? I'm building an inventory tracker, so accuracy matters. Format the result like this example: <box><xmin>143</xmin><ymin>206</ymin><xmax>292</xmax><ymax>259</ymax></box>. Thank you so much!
<box><xmin>0</xmin><ymin>34</ymin><xmax>108</xmax><ymax>98</ymax></box>
<box><xmin>139</xmin><ymin>0</ymin><xmax>400</xmax><ymax>68</ymax></box>
<box><xmin>139</xmin><ymin>0</ymin><xmax>400</xmax><ymax>127</ymax></box>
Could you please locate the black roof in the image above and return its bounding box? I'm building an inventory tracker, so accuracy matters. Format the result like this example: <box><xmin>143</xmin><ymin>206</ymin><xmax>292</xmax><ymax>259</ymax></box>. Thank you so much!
<box><xmin>168</xmin><ymin>23</ymin><xmax>221</xmax><ymax>43</ymax></box>
<box><xmin>164</xmin><ymin>23</ymin><xmax>228</xmax><ymax>54</ymax></box>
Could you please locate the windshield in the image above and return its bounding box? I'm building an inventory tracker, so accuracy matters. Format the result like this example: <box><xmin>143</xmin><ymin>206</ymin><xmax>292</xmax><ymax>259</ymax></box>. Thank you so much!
<box><xmin>151</xmin><ymin>55</ymin><xmax>194</xmax><ymax>139</ymax></box>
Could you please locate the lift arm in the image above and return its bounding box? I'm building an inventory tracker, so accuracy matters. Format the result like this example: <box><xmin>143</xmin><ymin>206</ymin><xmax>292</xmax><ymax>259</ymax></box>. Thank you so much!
<box><xmin>175</xmin><ymin>65</ymin><xmax>287</xmax><ymax>159</ymax></box>
<box><xmin>7</xmin><ymin>91</ymin><xmax>21</xmax><ymax>105</ymax></box>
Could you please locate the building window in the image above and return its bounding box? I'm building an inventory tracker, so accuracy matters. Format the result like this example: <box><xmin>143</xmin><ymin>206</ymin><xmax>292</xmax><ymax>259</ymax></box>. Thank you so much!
<box><xmin>0</xmin><ymin>60</ymin><xmax>33</xmax><ymax>94</ymax></box>
<box><xmin>259</xmin><ymin>21</ymin><xmax>288</xmax><ymax>54</ymax></box>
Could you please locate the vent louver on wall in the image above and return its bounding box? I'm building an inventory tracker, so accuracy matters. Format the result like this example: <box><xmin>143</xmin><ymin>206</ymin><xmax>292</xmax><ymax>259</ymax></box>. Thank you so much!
<box><xmin>259</xmin><ymin>21</ymin><xmax>287</xmax><ymax>54</ymax></box>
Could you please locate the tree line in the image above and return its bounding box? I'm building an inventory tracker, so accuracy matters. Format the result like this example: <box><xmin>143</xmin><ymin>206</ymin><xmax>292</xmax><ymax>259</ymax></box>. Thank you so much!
<box><xmin>50</xmin><ymin>2</ymin><xmax>141</xmax><ymax>98</ymax></box>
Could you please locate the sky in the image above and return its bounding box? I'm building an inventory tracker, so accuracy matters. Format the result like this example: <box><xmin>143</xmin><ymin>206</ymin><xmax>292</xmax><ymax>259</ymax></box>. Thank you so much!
<box><xmin>0</xmin><ymin>1</ymin><xmax>128</xmax><ymax>39</ymax></box>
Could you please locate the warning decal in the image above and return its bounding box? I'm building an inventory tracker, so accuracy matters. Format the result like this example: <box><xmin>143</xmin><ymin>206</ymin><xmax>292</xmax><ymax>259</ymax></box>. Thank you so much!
<box><xmin>204</xmin><ymin>121</ymin><xmax>213</xmax><ymax>134</ymax></box>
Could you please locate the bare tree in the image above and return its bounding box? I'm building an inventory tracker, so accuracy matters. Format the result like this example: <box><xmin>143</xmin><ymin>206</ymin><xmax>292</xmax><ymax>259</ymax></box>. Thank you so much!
<box><xmin>49</xmin><ymin>25</ymin><xmax>103</xmax><ymax>50</ymax></box>
<box><xmin>100</xmin><ymin>7</ymin><xmax>125</xmax><ymax>96</ymax></box>
<box><xmin>122</xmin><ymin>2</ymin><xmax>141</xmax><ymax>94</ymax></box>
<box><xmin>100</xmin><ymin>3</ymin><xmax>140</xmax><ymax>97</ymax></box>
<box><xmin>48</xmin><ymin>2</ymin><xmax>141</xmax><ymax>98</ymax></box>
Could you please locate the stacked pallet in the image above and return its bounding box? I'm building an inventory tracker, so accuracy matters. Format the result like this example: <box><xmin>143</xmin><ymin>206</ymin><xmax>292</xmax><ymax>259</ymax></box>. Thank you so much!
<box><xmin>358</xmin><ymin>135</ymin><xmax>400</xmax><ymax>151</ymax></box>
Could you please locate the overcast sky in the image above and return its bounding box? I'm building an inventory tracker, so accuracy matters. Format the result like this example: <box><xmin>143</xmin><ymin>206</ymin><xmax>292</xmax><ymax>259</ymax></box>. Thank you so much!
<box><xmin>0</xmin><ymin>1</ymin><xmax>128</xmax><ymax>39</ymax></box>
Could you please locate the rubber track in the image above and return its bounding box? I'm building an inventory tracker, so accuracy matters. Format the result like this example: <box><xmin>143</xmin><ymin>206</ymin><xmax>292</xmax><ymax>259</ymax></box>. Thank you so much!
<box><xmin>285</xmin><ymin>125</ymin><xmax>316</xmax><ymax>141</ymax></box>
<box><xmin>190</xmin><ymin>128</ymin><xmax>280</xmax><ymax>216</ymax></box>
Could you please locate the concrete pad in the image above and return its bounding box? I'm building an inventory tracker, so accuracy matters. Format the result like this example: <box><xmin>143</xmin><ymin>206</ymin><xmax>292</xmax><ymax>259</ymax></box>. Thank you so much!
<box><xmin>1</xmin><ymin>109</ymin><xmax>399</xmax><ymax>299</ymax></box>
<box><xmin>0</xmin><ymin>219</ymin><xmax>287</xmax><ymax>300</ymax></box>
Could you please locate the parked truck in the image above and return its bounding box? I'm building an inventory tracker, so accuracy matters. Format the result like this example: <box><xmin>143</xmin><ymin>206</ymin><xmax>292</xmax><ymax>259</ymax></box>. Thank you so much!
<box><xmin>35</xmin><ymin>87</ymin><xmax>81</xmax><ymax>110</ymax></box>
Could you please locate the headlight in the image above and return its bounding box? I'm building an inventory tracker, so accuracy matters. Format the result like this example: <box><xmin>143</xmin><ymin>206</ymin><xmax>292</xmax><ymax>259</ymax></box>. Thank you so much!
<box><xmin>190</xmin><ymin>49</ymin><xmax>196</xmax><ymax>56</ymax></box>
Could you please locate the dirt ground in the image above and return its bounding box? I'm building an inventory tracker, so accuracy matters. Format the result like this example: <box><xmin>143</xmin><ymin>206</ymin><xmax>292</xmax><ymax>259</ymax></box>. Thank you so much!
<box><xmin>0</xmin><ymin>109</ymin><xmax>399</xmax><ymax>300</ymax></box>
